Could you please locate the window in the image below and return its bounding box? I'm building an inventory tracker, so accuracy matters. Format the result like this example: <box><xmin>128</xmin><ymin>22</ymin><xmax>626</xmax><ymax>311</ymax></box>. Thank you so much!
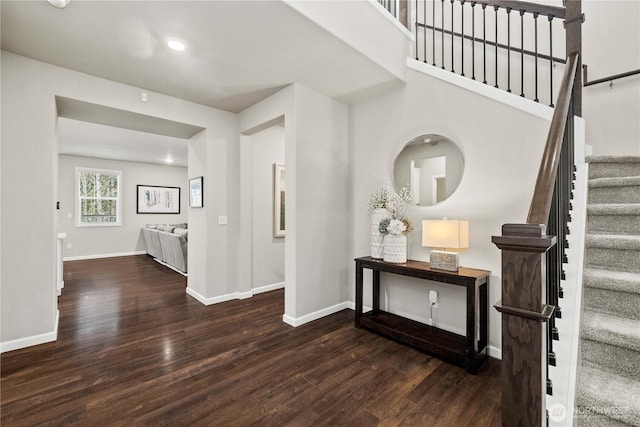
<box><xmin>76</xmin><ymin>167</ymin><xmax>122</xmax><ymax>227</ymax></box>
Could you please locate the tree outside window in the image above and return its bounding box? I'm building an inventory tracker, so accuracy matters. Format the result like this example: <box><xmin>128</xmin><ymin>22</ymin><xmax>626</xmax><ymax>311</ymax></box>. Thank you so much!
<box><xmin>76</xmin><ymin>167</ymin><xmax>122</xmax><ymax>226</ymax></box>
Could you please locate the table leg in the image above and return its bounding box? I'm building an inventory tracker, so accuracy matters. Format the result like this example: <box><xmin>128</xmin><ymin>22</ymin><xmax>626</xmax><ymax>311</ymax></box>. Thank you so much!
<box><xmin>479</xmin><ymin>280</ymin><xmax>488</xmax><ymax>352</ymax></box>
<box><xmin>372</xmin><ymin>270</ymin><xmax>380</xmax><ymax>312</ymax></box>
<box><xmin>355</xmin><ymin>262</ymin><xmax>363</xmax><ymax>328</ymax></box>
<box><xmin>466</xmin><ymin>282</ymin><xmax>476</xmax><ymax>372</ymax></box>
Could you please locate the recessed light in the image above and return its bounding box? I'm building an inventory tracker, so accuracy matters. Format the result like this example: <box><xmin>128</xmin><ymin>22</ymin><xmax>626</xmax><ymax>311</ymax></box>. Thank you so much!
<box><xmin>166</xmin><ymin>38</ymin><xmax>187</xmax><ymax>52</ymax></box>
<box><xmin>46</xmin><ymin>0</ymin><xmax>70</xmax><ymax>8</ymax></box>
<box><xmin>165</xmin><ymin>157</ymin><xmax>174</xmax><ymax>164</ymax></box>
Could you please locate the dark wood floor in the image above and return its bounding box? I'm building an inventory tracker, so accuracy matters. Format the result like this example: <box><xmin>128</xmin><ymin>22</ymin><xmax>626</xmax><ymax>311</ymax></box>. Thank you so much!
<box><xmin>1</xmin><ymin>255</ymin><xmax>501</xmax><ymax>426</ymax></box>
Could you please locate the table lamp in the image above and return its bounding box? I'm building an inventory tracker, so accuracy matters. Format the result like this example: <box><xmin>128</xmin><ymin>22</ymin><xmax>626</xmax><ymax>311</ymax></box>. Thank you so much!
<box><xmin>422</xmin><ymin>220</ymin><xmax>469</xmax><ymax>271</ymax></box>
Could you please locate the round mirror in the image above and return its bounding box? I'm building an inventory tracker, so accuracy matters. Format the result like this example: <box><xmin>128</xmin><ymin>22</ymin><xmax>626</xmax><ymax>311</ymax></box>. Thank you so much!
<box><xmin>393</xmin><ymin>134</ymin><xmax>464</xmax><ymax>206</ymax></box>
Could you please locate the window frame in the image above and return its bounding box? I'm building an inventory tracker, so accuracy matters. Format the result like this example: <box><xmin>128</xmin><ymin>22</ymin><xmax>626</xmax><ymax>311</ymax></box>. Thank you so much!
<box><xmin>75</xmin><ymin>167</ymin><xmax>123</xmax><ymax>227</ymax></box>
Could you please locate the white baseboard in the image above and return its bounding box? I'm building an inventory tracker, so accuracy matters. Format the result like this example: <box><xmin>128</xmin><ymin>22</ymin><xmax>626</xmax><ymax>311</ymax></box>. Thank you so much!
<box><xmin>488</xmin><ymin>345</ymin><xmax>502</xmax><ymax>360</ymax></box>
<box><xmin>237</xmin><ymin>291</ymin><xmax>253</xmax><ymax>300</ymax></box>
<box><xmin>63</xmin><ymin>250</ymin><xmax>146</xmax><ymax>261</ymax></box>
<box><xmin>1</xmin><ymin>310</ymin><xmax>59</xmax><ymax>353</ymax></box>
<box><xmin>283</xmin><ymin>301</ymin><xmax>350</xmax><ymax>327</ymax></box>
<box><xmin>252</xmin><ymin>281</ymin><xmax>285</xmax><ymax>295</ymax></box>
<box><xmin>187</xmin><ymin>282</ymin><xmax>285</xmax><ymax>306</ymax></box>
<box><xmin>186</xmin><ymin>287</ymin><xmax>239</xmax><ymax>306</ymax></box>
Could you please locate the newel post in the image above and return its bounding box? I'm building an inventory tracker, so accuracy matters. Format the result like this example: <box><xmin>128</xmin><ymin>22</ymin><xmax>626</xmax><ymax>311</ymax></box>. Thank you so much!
<box><xmin>565</xmin><ymin>0</ymin><xmax>583</xmax><ymax>116</ymax></box>
<box><xmin>492</xmin><ymin>224</ymin><xmax>556</xmax><ymax>427</ymax></box>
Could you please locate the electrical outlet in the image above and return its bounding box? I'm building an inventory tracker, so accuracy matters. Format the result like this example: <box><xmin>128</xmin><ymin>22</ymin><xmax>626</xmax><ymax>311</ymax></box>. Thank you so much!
<box><xmin>429</xmin><ymin>290</ymin><xmax>438</xmax><ymax>308</ymax></box>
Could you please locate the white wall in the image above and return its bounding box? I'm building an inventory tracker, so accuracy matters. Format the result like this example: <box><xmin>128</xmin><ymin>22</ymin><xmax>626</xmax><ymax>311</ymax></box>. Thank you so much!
<box><xmin>349</xmin><ymin>67</ymin><xmax>553</xmax><ymax>356</ymax></box>
<box><xmin>250</xmin><ymin>126</ymin><xmax>285</xmax><ymax>290</ymax></box>
<box><xmin>1</xmin><ymin>51</ymin><xmax>238</xmax><ymax>348</ymax></box>
<box><xmin>582</xmin><ymin>0</ymin><xmax>640</xmax><ymax>155</ymax></box>
<box><xmin>58</xmin><ymin>155</ymin><xmax>188</xmax><ymax>259</ymax></box>
<box><xmin>239</xmin><ymin>85</ymin><xmax>350</xmax><ymax>324</ymax></box>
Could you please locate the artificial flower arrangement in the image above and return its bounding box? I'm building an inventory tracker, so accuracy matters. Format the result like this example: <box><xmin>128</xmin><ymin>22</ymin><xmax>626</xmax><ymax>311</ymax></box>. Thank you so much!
<box><xmin>378</xmin><ymin>217</ymin><xmax>415</xmax><ymax>236</ymax></box>
<box><xmin>367</xmin><ymin>185</ymin><xmax>413</xmax><ymax>218</ymax></box>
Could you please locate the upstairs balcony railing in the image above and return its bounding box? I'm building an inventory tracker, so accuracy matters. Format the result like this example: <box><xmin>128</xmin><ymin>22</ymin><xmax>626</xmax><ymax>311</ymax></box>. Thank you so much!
<box><xmin>409</xmin><ymin>0</ymin><xmax>583</xmax><ymax>113</ymax></box>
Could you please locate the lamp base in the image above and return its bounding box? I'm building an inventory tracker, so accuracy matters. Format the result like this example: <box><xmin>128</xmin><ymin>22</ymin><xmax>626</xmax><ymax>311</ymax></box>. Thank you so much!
<box><xmin>429</xmin><ymin>250</ymin><xmax>459</xmax><ymax>271</ymax></box>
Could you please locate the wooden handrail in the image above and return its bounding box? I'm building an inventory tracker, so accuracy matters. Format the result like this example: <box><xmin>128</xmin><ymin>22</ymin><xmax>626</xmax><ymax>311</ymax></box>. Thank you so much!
<box><xmin>526</xmin><ymin>52</ymin><xmax>579</xmax><ymax>225</ymax></box>
<box><xmin>465</xmin><ymin>0</ymin><xmax>566</xmax><ymax>19</ymax></box>
<box><xmin>584</xmin><ymin>66</ymin><xmax>640</xmax><ymax>87</ymax></box>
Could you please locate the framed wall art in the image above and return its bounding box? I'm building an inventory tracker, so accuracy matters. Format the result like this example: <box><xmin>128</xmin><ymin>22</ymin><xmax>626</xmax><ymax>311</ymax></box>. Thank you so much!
<box><xmin>189</xmin><ymin>176</ymin><xmax>204</xmax><ymax>208</ymax></box>
<box><xmin>273</xmin><ymin>164</ymin><xmax>285</xmax><ymax>238</ymax></box>
<box><xmin>136</xmin><ymin>185</ymin><xmax>180</xmax><ymax>214</ymax></box>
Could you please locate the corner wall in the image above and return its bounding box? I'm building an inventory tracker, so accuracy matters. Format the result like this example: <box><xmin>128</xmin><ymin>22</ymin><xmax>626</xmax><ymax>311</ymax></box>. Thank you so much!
<box><xmin>239</xmin><ymin>85</ymin><xmax>350</xmax><ymax>325</ymax></box>
<box><xmin>349</xmin><ymin>67</ymin><xmax>553</xmax><ymax>356</ymax></box>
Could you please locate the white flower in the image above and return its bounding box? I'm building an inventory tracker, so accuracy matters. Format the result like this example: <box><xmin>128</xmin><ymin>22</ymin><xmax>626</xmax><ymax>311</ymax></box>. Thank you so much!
<box><xmin>387</xmin><ymin>219</ymin><xmax>407</xmax><ymax>235</ymax></box>
<box><xmin>367</xmin><ymin>184</ymin><xmax>414</xmax><ymax>217</ymax></box>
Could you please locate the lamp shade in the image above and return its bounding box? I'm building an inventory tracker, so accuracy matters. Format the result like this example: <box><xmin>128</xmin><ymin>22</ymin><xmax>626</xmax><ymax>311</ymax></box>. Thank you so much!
<box><xmin>422</xmin><ymin>220</ymin><xmax>469</xmax><ymax>249</ymax></box>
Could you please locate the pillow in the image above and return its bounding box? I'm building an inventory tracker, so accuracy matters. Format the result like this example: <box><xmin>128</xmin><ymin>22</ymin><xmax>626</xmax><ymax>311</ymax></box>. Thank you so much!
<box><xmin>172</xmin><ymin>223</ymin><xmax>187</xmax><ymax>229</ymax></box>
<box><xmin>145</xmin><ymin>224</ymin><xmax>158</xmax><ymax>229</ymax></box>
<box><xmin>157</xmin><ymin>224</ymin><xmax>175</xmax><ymax>233</ymax></box>
<box><xmin>173</xmin><ymin>228</ymin><xmax>188</xmax><ymax>240</ymax></box>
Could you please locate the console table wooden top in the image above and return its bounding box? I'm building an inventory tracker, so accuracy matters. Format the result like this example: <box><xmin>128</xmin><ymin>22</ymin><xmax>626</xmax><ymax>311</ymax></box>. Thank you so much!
<box><xmin>355</xmin><ymin>256</ymin><xmax>490</xmax><ymax>285</ymax></box>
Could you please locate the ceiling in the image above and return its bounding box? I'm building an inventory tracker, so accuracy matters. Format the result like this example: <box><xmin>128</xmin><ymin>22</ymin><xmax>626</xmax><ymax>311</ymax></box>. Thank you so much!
<box><xmin>1</xmin><ymin>0</ymin><xmax>397</xmax><ymax>113</ymax></box>
<box><xmin>2</xmin><ymin>0</ymin><xmax>400</xmax><ymax>166</ymax></box>
<box><xmin>58</xmin><ymin>118</ymin><xmax>189</xmax><ymax>167</ymax></box>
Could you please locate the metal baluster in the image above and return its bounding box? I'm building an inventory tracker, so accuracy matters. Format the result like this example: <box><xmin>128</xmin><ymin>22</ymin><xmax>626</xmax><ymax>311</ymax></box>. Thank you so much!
<box><xmin>549</xmin><ymin>15</ymin><xmax>554</xmax><ymax>107</ymax></box>
<box><xmin>482</xmin><ymin>3</ymin><xmax>487</xmax><ymax>84</ymax></box>
<box><xmin>433</xmin><ymin>0</ymin><xmax>437</xmax><ymax>66</ymax></box>
<box><xmin>534</xmin><ymin>12</ymin><xmax>539</xmax><ymax>102</ymax></box>
<box><xmin>442</xmin><ymin>0</ymin><xmax>445</xmax><ymax>69</ymax></box>
<box><xmin>520</xmin><ymin>9</ymin><xmax>525</xmax><ymax>97</ymax></box>
<box><xmin>451</xmin><ymin>0</ymin><xmax>455</xmax><ymax>72</ymax></box>
<box><xmin>471</xmin><ymin>2</ymin><xmax>476</xmax><ymax>79</ymax></box>
<box><xmin>415</xmin><ymin>0</ymin><xmax>419</xmax><ymax>60</ymax></box>
<box><xmin>461</xmin><ymin>0</ymin><xmax>466</xmax><ymax>76</ymax></box>
<box><xmin>507</xmin><ymin>7</ymin><xmax>512</xmax><ymax>92</ymax></box>
<box><xmin>423</xmin><ymin>0</ymin><xmax>427</xmax><ymax>62</ymax></box>
<box><xmin>494</xmin><ymin>5</ymin><xmax>499</xmax><ymax>88</ymax></box>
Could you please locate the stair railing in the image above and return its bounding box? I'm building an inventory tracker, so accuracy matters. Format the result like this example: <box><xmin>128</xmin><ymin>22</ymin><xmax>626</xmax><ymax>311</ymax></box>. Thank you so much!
<box><xmin>411</xmin><ymin>0</ymin><xmax>584</xmax><ymax>109</ymax></box>
<box><xmin>492</xmin><ymin>51</ymin><xmax>579</xmax><ymax>427</ymax></box>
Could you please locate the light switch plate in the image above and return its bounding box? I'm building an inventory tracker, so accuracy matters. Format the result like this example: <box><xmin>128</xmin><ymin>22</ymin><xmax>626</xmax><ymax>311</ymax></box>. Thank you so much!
<box><xmin>218</xmin><ymin>215</ymin><xmax>228</xmax><ymax>225</ymax></box>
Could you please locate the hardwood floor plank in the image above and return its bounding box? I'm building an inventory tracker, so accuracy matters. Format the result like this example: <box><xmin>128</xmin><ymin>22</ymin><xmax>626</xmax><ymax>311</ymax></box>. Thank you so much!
<box><xmin>1</xmin><ymin>255</ymin><xmax>501</xmax><ymax>426</ymax></box>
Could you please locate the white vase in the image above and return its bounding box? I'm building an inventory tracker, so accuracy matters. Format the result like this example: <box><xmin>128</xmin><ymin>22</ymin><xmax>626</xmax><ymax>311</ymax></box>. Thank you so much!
<box><xmin>370</xmin><ymin>208</ymin><xmax>392</xmax><ymax>259</ymax></box>
<box><xmin>383</xmin><ymin>233</ymin><xmax>407</xmax><ymax>263</ymax></box>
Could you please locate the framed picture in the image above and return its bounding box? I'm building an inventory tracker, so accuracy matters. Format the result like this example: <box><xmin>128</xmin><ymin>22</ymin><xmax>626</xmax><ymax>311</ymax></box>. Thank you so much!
<box><xmin>136</xmin><ymin>185</ymin><xmax>180</xmax><ymax>214</ymax></box>
<box><xmin>189</xmin><ymin>176</ymin><xmax>204</xmax><ymax>208</ymax></box>
<box><xmin>273</xmin><ymin>164</ymin><xmax>285</xmax><ymax>238</ymax></box>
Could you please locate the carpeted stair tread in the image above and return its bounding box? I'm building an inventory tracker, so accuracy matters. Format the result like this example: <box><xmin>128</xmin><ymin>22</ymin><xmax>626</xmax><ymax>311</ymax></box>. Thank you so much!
<box><xmin>577</xmin><ymin>364</ymin><xmax>640</xmax><ymax>426</ymax></box>
<box><xmin>584</xmin><ymin>268</ymin><xmax>640</xmax><ymax>295</ymax></box>
<box><xmin>586</xmin><ymin>234</ymin><xmax>640</xmax><ymax>250</ymax></box>
<box><xmin>589</xmin><ymin>176</ymin><xmax>640</xmax><ymax>188</ymax></box>
<box><xmin>581</xmin><ymin>310</ymin><xmax>640</xmax><ymax>352</ymax></box>
<box><xmin>587</xmin><ymin>156</ymin><xmax>640</xmax><ymax>163</ymax></box>
<box><xmin>575</xmin><ymin>411</ymin><xmax>633</xmax><ymax>427</ymax></box>
<box><xmin>587</xmin><ymin>156</ymin><xmax>640</xmax><ymax>179</ymax></box>
<box><xmin>588</xmin><ymin>204</ymin><xmax>640</xmax><ymax>215</ymax></box>
<box><xmin>581</xmin><ymin>338</ymin><xmax>640</xmax><ymax>382</ymax></box>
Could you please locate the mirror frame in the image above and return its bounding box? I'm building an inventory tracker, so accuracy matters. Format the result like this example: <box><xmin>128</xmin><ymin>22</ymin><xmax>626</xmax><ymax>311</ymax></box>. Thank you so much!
<box><xmin>392</xmin><ymin>134</ymin><xmax>464</xmax><ymax>207</ymax></box>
